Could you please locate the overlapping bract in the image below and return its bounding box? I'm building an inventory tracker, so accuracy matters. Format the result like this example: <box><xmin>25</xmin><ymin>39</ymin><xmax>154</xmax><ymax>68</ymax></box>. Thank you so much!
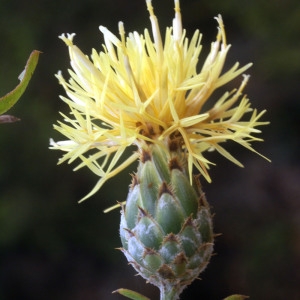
<box><xmin>120</xmin><ymin>144</ymin><xmax>214</xmax><ymax>298</ymax></box>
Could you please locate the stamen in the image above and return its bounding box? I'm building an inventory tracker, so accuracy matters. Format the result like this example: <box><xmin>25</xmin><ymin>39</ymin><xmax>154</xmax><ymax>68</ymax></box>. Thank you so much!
<box><xmin>173</xmin><ymin>0</ymin><xmax>182</xmax><ymax>41</ymax></box>
<box><xmin>215</xmin><ymin>15</ymin><xmax>227</xmax><ymax>46</ymax></box>
<box><xmin>146</xmin><ymin>0</ymin><xmax>163</xmax><ymax>63</ymax></box>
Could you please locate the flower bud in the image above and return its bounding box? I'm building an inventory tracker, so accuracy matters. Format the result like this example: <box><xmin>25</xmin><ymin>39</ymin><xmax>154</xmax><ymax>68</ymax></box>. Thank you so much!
<box><xmin>120</xmin><ymin>143</ymin><xmax>214</xmax><ymax>298</ymax></box>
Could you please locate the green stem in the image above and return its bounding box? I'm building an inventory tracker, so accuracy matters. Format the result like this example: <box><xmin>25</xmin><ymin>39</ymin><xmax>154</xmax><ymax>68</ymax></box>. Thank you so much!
<box><xmin>160</xmin><ymin>285</ymin><xmax>180</xmax><ymax>300</ymax></box>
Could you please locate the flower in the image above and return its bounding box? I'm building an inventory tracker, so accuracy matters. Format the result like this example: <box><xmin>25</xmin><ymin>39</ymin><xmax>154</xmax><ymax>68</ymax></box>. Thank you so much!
<box><xmin>50</xmin><ymin>0</ymin><xmax>269</xmax><ymax>201</ymax></box>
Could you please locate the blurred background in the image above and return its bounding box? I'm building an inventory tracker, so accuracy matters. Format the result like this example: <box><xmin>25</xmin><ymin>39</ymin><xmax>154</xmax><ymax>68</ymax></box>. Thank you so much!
<box><xmin>0</xmin><ymin>0</ymin><xmax>299</xmax><ymax>299</ymax></box>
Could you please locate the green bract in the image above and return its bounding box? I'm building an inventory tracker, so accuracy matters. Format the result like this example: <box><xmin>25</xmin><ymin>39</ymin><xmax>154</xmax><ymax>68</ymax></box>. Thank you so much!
<box><xmin>120</xmin><ymin>143</ymin><xmax>214</xmax><ymax>299</ymax></box>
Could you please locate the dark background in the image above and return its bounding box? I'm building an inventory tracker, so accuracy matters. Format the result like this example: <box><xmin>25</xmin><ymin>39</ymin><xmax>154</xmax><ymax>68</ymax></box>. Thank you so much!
<box><xmin>0</xmin><ymin>0</ymin><xmax>299</xmax><ymax>299</ymax></box>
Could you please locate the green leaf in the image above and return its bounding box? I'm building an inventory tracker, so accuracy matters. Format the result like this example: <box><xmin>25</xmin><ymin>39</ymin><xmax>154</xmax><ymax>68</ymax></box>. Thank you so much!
<box><xmin>113</xmin><ymin>288</ymin><xmax>150</xmax><ymax>300</ymax></box>
<box><xmin>223</xmin><ymin>295</ymin><xmax>249</xmax><ymax>300</ymax></box>
<box><xmin>0</xmin><ymin>50</ymin><xmax>40</xmax><ymax>115</ymax></box>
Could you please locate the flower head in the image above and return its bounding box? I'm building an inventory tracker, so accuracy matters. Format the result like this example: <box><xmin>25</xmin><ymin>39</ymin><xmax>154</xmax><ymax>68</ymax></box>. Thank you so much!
<box><xmin>51</xmin><ymin>0</ymin><xmax>269</xmax><ymax>201</ymax></box>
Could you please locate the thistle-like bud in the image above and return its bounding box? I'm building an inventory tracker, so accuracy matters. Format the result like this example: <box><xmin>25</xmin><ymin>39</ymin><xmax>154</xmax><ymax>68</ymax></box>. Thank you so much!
<box><xmin>120</xmin><ymin>143</ymin><xmax>214</xmax><ymax>299</ymax></box>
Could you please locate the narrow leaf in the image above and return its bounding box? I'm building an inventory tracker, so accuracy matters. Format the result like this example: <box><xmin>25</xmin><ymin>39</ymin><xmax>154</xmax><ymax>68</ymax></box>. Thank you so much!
<box><xmin>224</xmin><ymin>295</ymin><xmax>249</xmax><ymax>300</ymax></box>
<box><xmin>0</xmin><ymin>50</ymin><xmax>40</xmax><ymax>114</ymax></box>
<box><xmin>113</xmin><ymin>288</ymin><xmax>150</xmax><ymax>300</ymax></box>
<box><xmin>0</xmin><ymin>115</ymin><xmax>20</xmax><ymax>124</ymax></box>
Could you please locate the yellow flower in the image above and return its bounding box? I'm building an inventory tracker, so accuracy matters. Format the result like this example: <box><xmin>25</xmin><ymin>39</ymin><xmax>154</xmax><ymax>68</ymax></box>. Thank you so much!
<box><xmin>50</xmin><ymin>0</ymin><xmax>269</xmax><ymax>201</ymax></box>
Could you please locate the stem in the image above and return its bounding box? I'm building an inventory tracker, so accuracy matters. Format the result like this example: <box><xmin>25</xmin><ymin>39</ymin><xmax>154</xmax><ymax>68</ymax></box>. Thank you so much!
<box><xmin>160</xmin><ymin>285</ymin><xmax>180</xmax><ymax>300</ymax></box>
